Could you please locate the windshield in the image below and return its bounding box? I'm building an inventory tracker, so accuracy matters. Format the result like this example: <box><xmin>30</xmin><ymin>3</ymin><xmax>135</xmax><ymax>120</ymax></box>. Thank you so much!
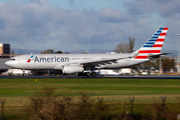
<box><xmin>9</xmin><ymin>58</ymin><xmax>15</xmax><ymax>61</ymax></box>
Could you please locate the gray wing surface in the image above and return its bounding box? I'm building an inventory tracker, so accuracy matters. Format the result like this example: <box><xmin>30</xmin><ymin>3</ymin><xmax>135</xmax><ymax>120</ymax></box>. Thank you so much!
<box><xmin>75</xmin><ymin>53</ymin><xmax>139</xmax><ymax>66</ymax></box>
<box><xmin>78</xmin><ymin>58</ymin><xmax>120</xmax><ymax>66</ymax></box>
<box><xmin>53</xmin><ymin>53</ymin><xmax>138</xmax><ymax>69</ymax></box>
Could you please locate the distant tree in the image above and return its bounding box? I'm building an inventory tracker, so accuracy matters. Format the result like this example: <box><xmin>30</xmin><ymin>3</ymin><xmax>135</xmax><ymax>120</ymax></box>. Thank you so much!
<box><xmin>128</xmin><ymin>37</ymin><xmax>135</xmax><ymax>53</ymax></box>
<box><xmin>56</xmin><ymin>51</ymin><xmax>63</xmax><ymax>54</ymax></box>
<box><xmin>11</xmin><ymin>50</ymin><xmax>14</xmax><ymax>54</ymax></box>
<box><xmin>162</xmin><ymin>57</ymin><xmax>175</xmax><ymax>69</ymax></box>
<box><xmin>154</xmin><ymin>58</ymin><xmax>160</xmax><ymax>69</ymax></box>
<box><xmin>41</xmin><ymin>49</ymin><xmax>54</xmax><ymax>54</ymax></box>
<box><xmin>114</xmin><ymin>37</ymin><xmax>135</xmax><ymax>53</ymax></box>
<box><xmin>114</xmin><ymin>42</ymin><xmax>129</xmax><ymax>53</ymax></box>
<box><xmin>140</xmin><ymin>60</ymin><xmax>156</xmax><ymax>68</ymax></box>
<box><xmin>135</xmin><ymin>57</ymin><xmax>175</xmax><ymax>70</ymax></box>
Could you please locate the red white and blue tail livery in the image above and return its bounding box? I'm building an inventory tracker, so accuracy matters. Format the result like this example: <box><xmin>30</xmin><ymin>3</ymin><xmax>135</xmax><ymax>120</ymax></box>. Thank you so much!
<box><xmin>134</xmin><ymin>27</ymin><xmax>168</xmax><ymax>59</ymax></box>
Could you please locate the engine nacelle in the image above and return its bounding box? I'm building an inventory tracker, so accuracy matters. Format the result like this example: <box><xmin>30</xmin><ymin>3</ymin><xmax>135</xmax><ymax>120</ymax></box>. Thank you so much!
<box><xmin>62</xmin><ymin>65</ymin><xmax>84</xmax><ymax>73</ymax></box>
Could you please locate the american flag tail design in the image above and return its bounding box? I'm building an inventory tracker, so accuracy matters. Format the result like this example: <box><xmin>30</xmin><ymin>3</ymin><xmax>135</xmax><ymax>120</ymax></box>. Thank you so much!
<box><xmin>134</xmin><ymin>27</ymin><xmax>168</xmax><ymax>59</ymax></box>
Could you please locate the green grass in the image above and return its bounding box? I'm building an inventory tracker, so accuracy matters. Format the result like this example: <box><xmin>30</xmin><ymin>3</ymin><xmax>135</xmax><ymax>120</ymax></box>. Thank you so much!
<box><xmin>1</xmin><ymin>78</ymin><xmax>180</xmax><ymax>119</ymax></box>
<box><xmin>1</xmin><ymin>78</ymin><xmax>180</xmax><ymax>120</ymax></box>
<box><xmin>0</xmin><ymin>78</ymin><xmax>180</xmax><ymax>96</ymax></box>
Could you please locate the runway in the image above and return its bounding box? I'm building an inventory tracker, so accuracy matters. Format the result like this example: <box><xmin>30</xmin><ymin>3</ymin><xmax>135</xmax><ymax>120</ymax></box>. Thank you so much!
<box><xmin>1</xmin><ymin>75</ymin><xmax>180</xmax><ymax>79</ymax></box>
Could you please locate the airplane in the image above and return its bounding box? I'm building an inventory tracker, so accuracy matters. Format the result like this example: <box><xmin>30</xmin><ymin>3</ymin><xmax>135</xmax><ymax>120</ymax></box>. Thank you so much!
<box><xmin>5</xmin><ymin>27</ymin><xmax>170</xmax><ymax>76</ymax></box>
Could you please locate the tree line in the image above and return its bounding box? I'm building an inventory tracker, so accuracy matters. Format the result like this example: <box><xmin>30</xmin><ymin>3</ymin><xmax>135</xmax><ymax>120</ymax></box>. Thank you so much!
<box><xmin>41</xmin><ymin>49</ymin><xmax>68</xmax><ymax>54</ymax></box>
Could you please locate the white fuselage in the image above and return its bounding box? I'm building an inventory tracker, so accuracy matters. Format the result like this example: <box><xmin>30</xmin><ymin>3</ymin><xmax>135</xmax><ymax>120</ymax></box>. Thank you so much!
<box><xmin>5</xmin><ymin>53</ymin><xmax>149</xmax><ymax>70</ymax></box>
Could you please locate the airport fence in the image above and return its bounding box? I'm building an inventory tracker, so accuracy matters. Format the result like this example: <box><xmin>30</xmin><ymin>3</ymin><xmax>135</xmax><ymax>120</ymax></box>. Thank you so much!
<box><xmin>1</xmin><ymin>92</ymin><xmax>180</xmax><ymax>104</ymax></box>
<box><xmin>1</xmin><ymin>95</ymin><xmax>180</xmax><ymax>120</ymax></box>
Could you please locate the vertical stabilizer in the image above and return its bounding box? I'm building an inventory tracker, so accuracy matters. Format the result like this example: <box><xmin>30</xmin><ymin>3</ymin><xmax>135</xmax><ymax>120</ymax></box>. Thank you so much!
<box><xmin>134</xmin><ymin>27</ymin><xmax>168</xmax><ymax>59</ymax></box>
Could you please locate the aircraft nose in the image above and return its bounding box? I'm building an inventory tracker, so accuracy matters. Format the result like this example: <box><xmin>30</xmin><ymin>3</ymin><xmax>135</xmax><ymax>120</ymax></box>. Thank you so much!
<box><xmin>5</xmin><ymin>60</ymin><xmax>20</xmax><ymax>68</ymax></box>
<box><xmin>5</xmin><ymin>61</ymin><xmax>11</xmax><ymax>67</ymax></box>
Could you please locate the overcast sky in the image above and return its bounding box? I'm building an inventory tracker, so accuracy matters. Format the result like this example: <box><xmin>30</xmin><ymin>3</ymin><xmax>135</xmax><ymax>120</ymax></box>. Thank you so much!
<box><xmin>0</xmin><ymin>0</ymin><xmax>180</xmax><ymax>53</ymax></box>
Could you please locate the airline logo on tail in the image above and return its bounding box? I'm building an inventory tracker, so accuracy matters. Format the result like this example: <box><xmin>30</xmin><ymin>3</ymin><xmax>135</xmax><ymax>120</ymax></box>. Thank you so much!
<box><xmin>134</xmin><ymin>27</ymin><xmax>168</xmax><ymax>59</ymax></box>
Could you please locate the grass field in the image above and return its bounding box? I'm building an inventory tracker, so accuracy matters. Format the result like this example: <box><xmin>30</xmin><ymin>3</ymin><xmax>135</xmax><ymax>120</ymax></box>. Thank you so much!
<box><xmin>1</xmin><ymin>78</ymin><xmax>180</xmax><ymax>119</ymax></box>
<box><xmin>1</xmin><ymin>78</ymin><xmax>180</xmax><ymax>106</ymax></box>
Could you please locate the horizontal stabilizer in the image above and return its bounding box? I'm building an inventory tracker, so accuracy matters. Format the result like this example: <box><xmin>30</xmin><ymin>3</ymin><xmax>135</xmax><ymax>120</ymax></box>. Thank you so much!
<box><xmin>148</xmin><ymin>53</ymin><xmax>172</xmax><ymax>59</ymax></box>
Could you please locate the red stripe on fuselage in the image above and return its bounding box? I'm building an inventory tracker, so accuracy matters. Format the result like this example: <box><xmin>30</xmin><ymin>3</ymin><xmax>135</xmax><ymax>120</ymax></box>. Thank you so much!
<box><xmin>139</xmin><ymin>50</ymin><xmax>161</xmax><ymax>53</ymax></box>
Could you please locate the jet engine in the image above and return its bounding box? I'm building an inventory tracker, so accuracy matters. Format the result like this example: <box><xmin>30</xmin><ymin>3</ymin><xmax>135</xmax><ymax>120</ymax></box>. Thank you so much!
<box><xmin>62</xmin><ymin>65</ymin><xmax>84</xmax><ymax>73</ymax></box>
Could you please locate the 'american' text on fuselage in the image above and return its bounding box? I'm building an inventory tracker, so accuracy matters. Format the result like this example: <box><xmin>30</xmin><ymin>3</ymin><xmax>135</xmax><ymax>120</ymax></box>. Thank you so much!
<box><xmin>34</xmin><ymin>56</ymin><xmax>69</xmax><ymax>62</ymax></box>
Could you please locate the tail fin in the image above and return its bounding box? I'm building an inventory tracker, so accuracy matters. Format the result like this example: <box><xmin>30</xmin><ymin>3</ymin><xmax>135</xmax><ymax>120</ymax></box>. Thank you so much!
<box><xmin>134</xmin><ymin>27</ymin><xmax>168</xmax><ymax>59</ymax></box>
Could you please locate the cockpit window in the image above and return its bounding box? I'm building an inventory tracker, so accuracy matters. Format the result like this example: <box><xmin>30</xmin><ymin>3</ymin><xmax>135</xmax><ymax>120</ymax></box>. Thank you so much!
<box><xmin>9</xmin><ymin>59</ymin><xmax>15</xmax><ymax>61</ymax></box>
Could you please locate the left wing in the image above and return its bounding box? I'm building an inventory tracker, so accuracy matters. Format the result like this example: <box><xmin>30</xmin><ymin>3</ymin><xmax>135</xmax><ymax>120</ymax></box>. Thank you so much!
<box><xmin>53</xmin><ymin>53</ymin><xmax>138</xmax><ymax>70</ymax></box>
<box><xmin>76</xmin><ymin>53</ymin><xmax>139</xmax><ymax>66</ymax></box>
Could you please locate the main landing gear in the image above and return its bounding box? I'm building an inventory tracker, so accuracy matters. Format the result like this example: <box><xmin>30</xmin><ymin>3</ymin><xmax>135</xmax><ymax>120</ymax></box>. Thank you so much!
<box><xmin>22</xmin><ymin>70</ymin><xmax>26</xmax><ymax>76</ymax></box>
<box><xmin>77</xmin><ymin>71</ymin><xmax>96</xmax><ymax>76</ymax></box>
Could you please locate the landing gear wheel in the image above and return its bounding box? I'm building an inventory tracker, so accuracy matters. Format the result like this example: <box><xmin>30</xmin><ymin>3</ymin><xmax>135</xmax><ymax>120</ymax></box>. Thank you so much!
<box><xmin>86</xmin><ymin>72</ymin><xmax>91</xmax><ymax>76</ymax></box>
<box><xmin>22</xmin><ymin>73</ymin><xmax>26</xmax><ymax>76</ymax></box>
<box><xmin>91</xmin><ymin>72</ymin><xmax>96</xmax><ymax>76</ymax></box>
<box><xmin>84</xmin><ymin>72</ymin><xmax>91</xmax><ymax>76</ymax></box>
